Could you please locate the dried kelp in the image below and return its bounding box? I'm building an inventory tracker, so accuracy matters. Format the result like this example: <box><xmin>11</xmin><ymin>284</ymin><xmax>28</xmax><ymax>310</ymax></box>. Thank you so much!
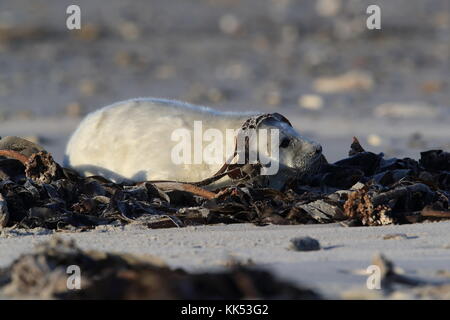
<box><xmin>306</xmin><ymin>138</ymin><xmax>449</xmax><ymax>226</ymax></box>
<box><xmin>0</xmin><ymin>238</ymin><xmax>321</xmax><ymax>299</ymax></box>
<box><xmin>343</xmin><ymin>185</ymin><xmax>393</xmax><ymax>226</ymax></box>
<box><xmin>0</xmin><ymin>135</ymin><xmax>449</xmax><ymax>230</ymax></box>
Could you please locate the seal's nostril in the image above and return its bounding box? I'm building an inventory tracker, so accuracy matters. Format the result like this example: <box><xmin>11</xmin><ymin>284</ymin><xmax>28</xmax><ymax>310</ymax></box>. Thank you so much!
<box><xmin>316</xmin><ymin>145</ymin><xmax>322</xmax><ymax>154</ymax></box>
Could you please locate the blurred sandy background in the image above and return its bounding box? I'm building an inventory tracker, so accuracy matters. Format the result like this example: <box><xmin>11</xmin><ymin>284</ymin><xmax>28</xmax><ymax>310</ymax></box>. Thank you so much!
<box><xmin>0</xmin><ymin>0</ymin><xmax>448</xmax><ymax>163</ymax></box>
<box><xmin>0</xmin><ymin>1</ymin><xmax>449</xmax><ymax>299</ymax></box>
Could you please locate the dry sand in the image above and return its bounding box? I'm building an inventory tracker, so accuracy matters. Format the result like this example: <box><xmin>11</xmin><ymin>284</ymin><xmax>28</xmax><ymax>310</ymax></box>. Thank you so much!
<box><xmin>2</xmin><ymin>221</ymin><xmax>450</xmax><ymax>299</ymax></box>
<box><xmin>0</xmin><ymin>0</ymin><xmax>449</xmax><ymax>299</ymax></box>
<box><xmin>0</xmin><ymin>112</ymin><xmax>449</xmax><ymax>299</ymax></box>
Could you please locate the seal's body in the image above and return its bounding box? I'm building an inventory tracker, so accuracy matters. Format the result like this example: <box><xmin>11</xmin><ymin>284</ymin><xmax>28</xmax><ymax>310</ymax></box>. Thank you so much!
<box><xmin>65</xmin><ymin>98</ymin><xmax>322</xmax><ymax>188</ymax></box>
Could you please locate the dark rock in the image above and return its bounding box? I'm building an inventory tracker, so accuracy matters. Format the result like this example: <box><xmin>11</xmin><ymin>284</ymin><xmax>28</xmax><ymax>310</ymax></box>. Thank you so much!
<box><xmin>290</xmin><ymin>236</ymin><xmax>321</xmax><ymax>251</ymax></box>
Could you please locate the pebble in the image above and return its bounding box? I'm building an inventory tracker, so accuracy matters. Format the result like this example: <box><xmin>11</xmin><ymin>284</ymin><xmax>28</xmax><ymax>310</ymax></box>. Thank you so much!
<box><xmin>407</xmin><ymin>132</ymin><xmax>427</xmax><ymax>149</ymax></box>
<box><xmin>252</xmin><ymin>34</ymin><xmax>270</xmax><ymax>52</ymax></box>
<box><xmin>313</xmin><ymin>71</ymin><xmax>374</xmax><ymax>94</ymax></box>
<box><xmin>183</xmin><ymin>84</ymin><xmax>227</xmax><ymax>104</ymax></box>
<box><xmin>436</xmin><ymin>270</ymin><xmax>450</xmax><ymax>277</ymax></box>
<box><xmin>74</xmin><ymin>23</ymin><xmax>101</xmax><ymax>41</ymax></box>
<box><xmin>374</xmin><ymin>102</ymin><xmax>439</xmax><ymax>118</ymax></box>
<box><xmin>265</xmin><ymin>90</ymin><xmax>282</xmax><ymax>107</ymax></box>
<box><xmin>316</xmin><ymin>0</ymin><xmax>341</xmax><ymax>17</ymax></box>
<box><xmin>15</xmin><ymin>110</ymin><xmax>34</xmax><ymax>120</ymax></box>
<box><xmin>421</xmin><ymin>80</ymin><xmax>444</xmax><ymax>94</ymax></box>
<box><xmin>115</xmin><ymin>51</ymin><xmax>136</xmax><ymax>67</ymax></box>
<box><xmin>118</xmin><ymin>21</ymin><xmax>141</xmax><ymax>40</ymax></box>
<box><xmin>219</xmin><ymin>14</ymin><xmax>241</xmax><ymax>35</ymax></box>
<box><xmin>298</xmin><ymin>94</ymin><xmax>323</xmax><ymax>110</ymax></box>
<box><xmin>367</xmin><ymin>134</ymin><xmax>382</xmax><ymax>147</ymax></box>
<box><xmin>0</xmin><ymin>109</ymin><xmax>6</xmax><ymax>121</ymax></box>
<box><xmin>65</xmin><ymin>102</ymin><xmax>83</xmax><ymax>118</ymax></box>
<box><xmin>155</xmin><ymin>65</ymin><xmax>177</xmax><ymax>79</ymax></box>
<box><xmin>217</xmin><ymin>62</ymin><xmax>249</xmax><ymax>80</ymax></box>
<box><xmin>290</xmin><ymin>236</ymin><xmax>321</xmax><ymax>251</ymax></box>
<box><xmin>207</xmin><ymin>88</ymin><xmax>225</xmax><ymax>103</ymax></box>
<box><xmin>79</xmin><ymin>79</ymin><xmax>98</xmax><ymax>97</ymax></box>
<box><xmin>383</xmin><ymin>233</ymin><xmax>409</xmax><ymax>240</ymax></box>
<box><xmin>281</xmin><ymin>25</ymin><xmax>298</xmax><ymax>43</ymax></box>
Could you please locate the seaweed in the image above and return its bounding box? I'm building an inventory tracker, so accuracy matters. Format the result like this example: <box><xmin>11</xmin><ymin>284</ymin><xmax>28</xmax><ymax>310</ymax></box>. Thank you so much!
<box><xmin>0</xmin><ymin>237</ymin><xmax>320</xmax><ymax>299</ymax></box>
<box><xmin>0</xmin><ymin>136</ymin><xmax>448</xmax><ymax>231</ymax></box>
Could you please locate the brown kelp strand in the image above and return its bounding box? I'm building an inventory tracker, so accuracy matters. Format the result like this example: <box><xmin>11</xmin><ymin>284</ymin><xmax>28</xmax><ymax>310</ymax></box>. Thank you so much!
<box><xmin>0</xmin><ymin>136</ymin><xmax>448</xmax><ymax>230</ymax></box>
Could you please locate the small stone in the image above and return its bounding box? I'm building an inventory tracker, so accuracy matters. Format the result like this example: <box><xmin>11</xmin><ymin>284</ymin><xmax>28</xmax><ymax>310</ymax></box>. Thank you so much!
<box><xmin>115</xmin><ymin>51</ymin><xmax>135</xmax><ymax>67</ymax></box>
<box><xmin>219</xmin><ymin>14</ymin><xmax>241</xmax><ymax>35</ymax></box>
<box><xmin>407</xmin><ymin>132</ymin><xmax>426</xmax><ymax>149</ymax></box>
<box><xmin>0</xmin><ymin>109</ymin><xmax>7</xmax><ymax>121</ymax></box>
<box><xmin>155</xmin><ymin>65</ymin><xmax>176</xmax><ymax>79</ymax></box>
<box><xmin>436</xmin><ymin>270</ymin><xmax>450</xmax><ymax>277</ymax></box>
<box><xmin>74</xmin><ymin>23</ymin><xmax>101</xmax><ymax>41</ymax></box>
<box><xmin>252</xmin><ymin>35</ymin><xmax>270</xmax><ymax>52</ymax></box>
<box><xmin>207</xmin><ymin>88</ymin><xmax>225</xmax><ymax>103</ymax></box>
<box><xmin>65</xmin><ymin>102</ymin><xmax>83</xmax><ymax>118</ymax></box>
<box><xmin>367</xmin><ymin>134</ymin><xmax>382</xmax><ymax>147</ymax></box>
<box><xmin>383</xmin><ymin>233</ymin><xmax>409</xmax><ymax>240</ymax></box>
<box><xmin>421</xmin><ymin>80</ymin><xmax>444</xmax><ymax>94</ymax></box>
<box><xmin>313</xmin><ymin>71</ymin><xmax>374</xmax><ymax>94</ymax></box>
<box><xmin>298</xmin><ymin>94</ymin><xmax>323</xmax><ymax>110</ymax></box>
<box><xmin>290</xmin><ymin>236</ymin><xmax>321</xmax><ymax>251</ymax></box>
<box><xmin>79</xmin><ymin>79</ymin><xmax>97</xmax><ymax>97</ymax></box>
<box><xmin>374</xmin><ymin>103</ymin><xmax>439</xmax><ymax>118</ymax></box>
<box><xmin>183</xmin><ymin>83</ymin><xmax>207</xmax><ymax>103</ymax></box>
<box><xmin>281</xmin><ymin>25</ymin><xmax>298</xmax><ymax>43</ymax></box>
<box><xmin>316</xmin><ymin>0</ymin><xmax>341</xmax><ymax>17</ymax></box>
<box><xmin>265</xmin><ymin>90</ymin><xmax>282</xmax><ymax>107</ymax></box>
<box><xmin>15</xmin><ymin>110</ymin><xmax>34</xmax><ymax>120</ymax></box>
<box><xmin>217</xmin><ymin>62</ymin><xmax>248</xmax><ymax>80</ymax></box>
<box><xmin>118</xmin><ymin>21</ymin><xmax>140</xmax><ymax>40</ymax></box>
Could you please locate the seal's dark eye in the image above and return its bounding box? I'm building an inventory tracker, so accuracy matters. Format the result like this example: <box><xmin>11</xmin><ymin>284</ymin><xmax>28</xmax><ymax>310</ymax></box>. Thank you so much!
<box><xmin>280</xmin><ymin>138</ymin><xmax>290</xmax><ymax>148</ymax></box>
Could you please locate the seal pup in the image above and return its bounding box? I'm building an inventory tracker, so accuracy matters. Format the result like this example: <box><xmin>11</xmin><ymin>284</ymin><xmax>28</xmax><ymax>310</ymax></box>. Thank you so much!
<box><xmin>64</xmin><ymin>98</ymin><xmax>322</xmax><ymax>189</ymax></box>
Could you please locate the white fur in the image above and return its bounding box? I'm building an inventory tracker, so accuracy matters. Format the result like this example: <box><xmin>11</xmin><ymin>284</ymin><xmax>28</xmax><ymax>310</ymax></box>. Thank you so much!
<box><xmin>65</xmin><ymin>98</ymin><xmax>321</xmax><ymax>185</ymax></box>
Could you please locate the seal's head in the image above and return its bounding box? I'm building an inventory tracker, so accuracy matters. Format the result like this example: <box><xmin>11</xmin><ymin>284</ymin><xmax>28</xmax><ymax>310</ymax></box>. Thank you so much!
<box><xmin>256</xmin><ymin>113</ymin><xmax>323</xmax><ymax>180</ymax></box>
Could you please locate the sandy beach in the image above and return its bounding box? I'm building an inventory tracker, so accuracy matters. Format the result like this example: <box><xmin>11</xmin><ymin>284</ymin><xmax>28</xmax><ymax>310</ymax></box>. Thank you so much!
<box><xmin>2</xmin><ymin>221</ymin><xmax>450</xmax><ymax>299</ymax></box>
<box><xmin>0</xmin><ymin>0</ymin><xmax>449</xmax><ymax>299</ymax></box>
